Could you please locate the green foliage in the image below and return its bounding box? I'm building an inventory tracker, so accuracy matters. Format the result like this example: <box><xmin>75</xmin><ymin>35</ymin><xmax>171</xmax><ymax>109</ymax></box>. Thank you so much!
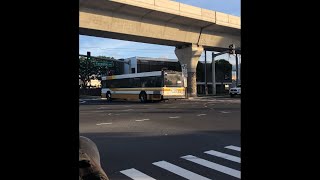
<box><xmin>79</xmin><ymin>56</ymin><xmax>97</xmax><ymax>88</ymax></box>
<box><xmin>215</xmin><ymin>59</ymin><xmax>232</xmax><ymax>82</ymax></box>
<box><xmin>79</xmin><ymin>56</ymin><xmax>121</xmax><ymax>88</ymax></box>
<box><xmin>196</xmin><ymin>62</ymin><xmax>204</xmax><ymax>81</ymax></box>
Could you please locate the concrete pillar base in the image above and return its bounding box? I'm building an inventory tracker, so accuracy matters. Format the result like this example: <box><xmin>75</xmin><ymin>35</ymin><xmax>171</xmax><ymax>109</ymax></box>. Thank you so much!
<box><xmin>187</xmin><ymin>72</ymin><xmax>197</xmax><ymax>97</ymax></box>
<box><xmin>175</xmin><ymin>44</ymin><xmax>203</xmax><ymax>97</ymax></box>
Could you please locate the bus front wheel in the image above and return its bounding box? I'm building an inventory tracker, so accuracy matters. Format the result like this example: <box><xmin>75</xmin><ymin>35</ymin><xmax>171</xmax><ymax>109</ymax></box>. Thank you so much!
<box><xmin>139</xmin><ymin>92</ymin><xmax>147</xmax><ymax>103</ymax></box>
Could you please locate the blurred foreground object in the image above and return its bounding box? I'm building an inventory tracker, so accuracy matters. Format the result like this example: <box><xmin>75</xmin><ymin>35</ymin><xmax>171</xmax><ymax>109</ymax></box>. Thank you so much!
<box><xmin>79</xmin><ymin>136</ymin><xmax>109</xmax><ymax>180</ymax></box>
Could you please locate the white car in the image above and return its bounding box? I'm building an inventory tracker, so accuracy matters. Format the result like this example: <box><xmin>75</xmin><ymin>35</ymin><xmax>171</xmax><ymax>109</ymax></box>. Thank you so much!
<box><xmin>229</xmin><ymin>85</ymin><xmax>241</xmax><ymax>97</ymax></box>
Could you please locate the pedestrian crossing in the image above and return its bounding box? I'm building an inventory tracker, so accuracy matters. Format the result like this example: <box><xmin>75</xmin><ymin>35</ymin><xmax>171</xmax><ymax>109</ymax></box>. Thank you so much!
<box><xmin>120</xmin><ymin>168</ymin><xmax>156</xmax><ymax>180</ymax></box>
<box><xmin>119</xmin><ymin>145</ymin><xmax>241</xmax><ymax>180</ymax></box>
<box><xmin>153</xmin><ymin>161</ymin><xmax>211</xmax><ymax>180</ymax></box>
<box><xmin>225</xmin><ymin>145</ymin><xmax>241</xmax><ymax>152</ymax></box>
<box><xmin>204</xmin><ymin>150</ymin><xmax>241</xmax><ymax>163</ymax></box>
<box><xmin>181</xmin><ymin>155</ymin><xmax>240</xmax><ymax>179</ymax></box>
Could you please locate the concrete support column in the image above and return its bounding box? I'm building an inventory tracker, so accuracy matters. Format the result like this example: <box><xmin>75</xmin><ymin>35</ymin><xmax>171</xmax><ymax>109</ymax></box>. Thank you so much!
<box><xmin>175</xmin><ymin>44</ymin><xmax>203</xmax><ymax>97</ymax></box>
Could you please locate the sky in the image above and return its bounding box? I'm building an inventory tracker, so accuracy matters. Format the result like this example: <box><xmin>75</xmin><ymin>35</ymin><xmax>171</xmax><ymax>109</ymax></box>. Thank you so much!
<box><xmin>79</xmin><ymin>0</ymin><xmax>241</xmax><ymax>65</ymax></box>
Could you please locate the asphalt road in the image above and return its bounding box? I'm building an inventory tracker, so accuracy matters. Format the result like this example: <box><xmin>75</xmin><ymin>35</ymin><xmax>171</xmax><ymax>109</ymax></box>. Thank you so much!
<box><xmin>80</xmin><ymin>97</ymin><xmax>241</xmax><ymax>180</ymax></box>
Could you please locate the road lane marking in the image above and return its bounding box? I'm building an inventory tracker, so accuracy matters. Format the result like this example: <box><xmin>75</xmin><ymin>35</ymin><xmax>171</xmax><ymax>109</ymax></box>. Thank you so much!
<box><xmin>225</xmin><ymin>145</ymin><xmax>241</xmax><ymax>152</ymax></box>
<box><xmin>152</xmin><ymin>161</ymin><xmax>211</xmax><ymax>180</ymax></box>
<box><xmin>96</xmin><ymin>123</ymin><xmax>112</xmax><ymax>125</ymax></box>
<box><xmin>135</xmin><ymin>119</ymin><xmax>150</xmax><ymax>122</ymax></box>
<box><xmin>220</xmin><ymin>111</ymin><xmax>230</xmax><ymax>113</ymax></box>
<box><xmin>122</xmin><ymin>109</ymin><xmax>134</xmax><ymax>111</ymax></box>
<box><xmin>197</xmin><ymin>114</ymin><xmax>207</xmax><ymax>116</ymax></box>
<box><xmin>120</xmin><ymin>168</ymin><xmax>156</xmax><ymax>180</ymax></box>
<box><xmin>169</xmin><ymin>116</ymin><xmax>180</xmax><ymax>119</ymax></box>
<box><xmin>90</xmin><ymin>110</ymin><xmax>105</xmax><ymax>113</ymax></box>
<box><xmin>181</xmin><ymin>155</ymin><xmax>241</xmax><ymax>179</ymax></box>
<box><xmin>204</xmin><ymin>150</ymin><xmax>241</xmax><ymax>163</ymax></box>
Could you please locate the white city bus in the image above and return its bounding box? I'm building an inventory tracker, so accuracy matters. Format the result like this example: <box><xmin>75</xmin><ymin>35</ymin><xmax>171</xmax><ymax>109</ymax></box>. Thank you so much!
<box><xmin>101</xmin><ymin>70</ymin><xmax>186</xmax><ymax>102</ymax></box>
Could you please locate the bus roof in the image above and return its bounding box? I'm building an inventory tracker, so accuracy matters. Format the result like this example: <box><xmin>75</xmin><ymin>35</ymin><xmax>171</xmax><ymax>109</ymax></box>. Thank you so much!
<box><xmin>102</xmin><ymin>71</ymin><xmax>162</xmax><ymax>80</ymax></box>
<box><xmin>101</xmin><ymin>70</ymin><xmax>181</xmax><ymax>80</ymax></box>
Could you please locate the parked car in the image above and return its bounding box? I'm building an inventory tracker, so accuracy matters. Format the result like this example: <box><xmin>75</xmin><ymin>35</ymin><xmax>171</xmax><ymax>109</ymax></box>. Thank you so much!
<box><xmin>229</xmin><ymin>84</ymin><xmax>241</xmax><ymax>97</ymax></box>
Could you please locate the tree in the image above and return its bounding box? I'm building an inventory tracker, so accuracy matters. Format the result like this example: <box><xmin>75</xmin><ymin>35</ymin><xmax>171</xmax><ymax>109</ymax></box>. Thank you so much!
<box><xmin>196</xmin><ymin>62</ymin><xmax>204</xmax><ymax>82</ymax></box>
<box><xmin>79</xmin><ymin>56</ymin><xmax>98</xmax><ymax>89</ymax></box>
<box><xmin>95</xmin><ymin>56</ymin><xmax>109</xmax><ymax>78</ymax></box>
<box><xmin>79</xmin><ymin>56</ymin><xmax>120</xmax><ymax>88</ymax></box>
<box><xmin>215</xmin><ymin>59</ymin><xmax>232</xmax><ymax>93</ymax></box>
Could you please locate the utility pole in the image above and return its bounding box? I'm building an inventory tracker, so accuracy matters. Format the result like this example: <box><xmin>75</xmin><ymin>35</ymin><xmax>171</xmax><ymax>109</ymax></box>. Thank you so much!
<box><xmin>204</xmin><ymin>50</ymin><xmax>208</xmax><ymax>95</ymax></box>
<box><xmin>212</xmin><ymin>52</ymin><xmax>216</xmax><ymax>95</ymax></box>
<box><xmin>86</xmin><ymin>51</ymin><xmax>91</xmax><ymax>88</ymax></box>
<box><xmin>235</xmin><ymin>53</ymin><xmax>239</xmax><ymax>86</ymax></box>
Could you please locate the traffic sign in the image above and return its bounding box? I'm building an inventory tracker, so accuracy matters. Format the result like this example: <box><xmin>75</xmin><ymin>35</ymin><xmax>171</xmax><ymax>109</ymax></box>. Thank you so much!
<box><xmin>94</xmin><ymin>61</ymin><xmax>114</xmax><ymax>67</ymax></box>
<box><xmin>181</xmin><ymin>64</ymin><xmax>188</xmax><ymax>77</ymax></box>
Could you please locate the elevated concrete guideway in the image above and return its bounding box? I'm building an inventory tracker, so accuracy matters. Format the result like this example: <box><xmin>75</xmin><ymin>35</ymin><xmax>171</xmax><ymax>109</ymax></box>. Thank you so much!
<box><xmin>80</xmin><ymin>0</ymin><xmax>240</xmax><ymax>50</ymax></box>
<box><xmin>79</xmin><ymin>0</ymin><xmax>240</xmax><ymax>97</ymax></box>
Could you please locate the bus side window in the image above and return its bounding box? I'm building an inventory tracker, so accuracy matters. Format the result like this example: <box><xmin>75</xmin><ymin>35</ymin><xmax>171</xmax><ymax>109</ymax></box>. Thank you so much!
<box><xmin>141</xmin><ymin>77</ymin><xmax>146</xmax><ymax>87</ymax></box>
<box><xmin>101</xmin><ymin>81</ymin><xmax>107</xmax><ymax>88</ymax></box>
<box><xmin>128</xmin><ymin>79</ymin><xmax>134</xmax><ymax>88</ymax></box>
<box><xmin>145</xmin><ymin>77</ymin><xmax>155</xmax><ymax>87</ymax></box>
<box><xmin>110</xmin><ymin>79</ymin><xmax>116</xmax><ymax>88</ymax></box>
<box><xmin>134</xmin><ymin>78</ymin><xmax>140</xmax><ymax>88</ymax></box>
<box><xmin>120</xmin><ymin>78</ymin><xmax>129</xmax><ymax>88</ymax></box>
<box><xmin>155</xmin><ymin>76</ymin><xmax>162</xmax><ymax>87</ymax></box>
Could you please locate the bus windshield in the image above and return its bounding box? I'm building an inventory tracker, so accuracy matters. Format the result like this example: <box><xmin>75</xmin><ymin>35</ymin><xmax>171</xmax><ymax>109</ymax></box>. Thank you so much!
<box><xmin>164</xmin><ymin>72</ymin><xmax>184</xmax><ymax>87</ymax></box>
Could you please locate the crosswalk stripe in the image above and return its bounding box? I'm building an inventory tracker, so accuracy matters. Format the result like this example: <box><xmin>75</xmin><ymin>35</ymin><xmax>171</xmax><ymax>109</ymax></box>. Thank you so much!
<box><xmin>120</xmin><ymin>168</ymin><xmax>157</xmax><ymax>180</ymax></box>
<box><xmin>204</xmin><ymin>150</ymin><xmax>241</xmax><ymax>163</ymax></box>
<box><xmin>225</xmin><ymin>145</ymin><xmax>241</xmax><ymax>152</ymax></box>
<box><xmin>181</xmin><ymin>155</ymin><xmax>241</xmax><ymax>179</ymax></box>
<box><xmin>152</xmin><ymin>161</ymin><xmax>211</xmax><ymax>180</ymax></box>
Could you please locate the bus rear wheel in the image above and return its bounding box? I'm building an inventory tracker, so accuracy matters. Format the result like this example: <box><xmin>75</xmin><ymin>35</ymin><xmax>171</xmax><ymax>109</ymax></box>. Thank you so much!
<box><xmin>107</xmin><ymin>92</ymin><xmax>112</xmax><ymax>102</ymax></box>
<box><xmin>139</xmin><ymin>92</ymin><xmax>147</xmax><ymax>103</ymax></box>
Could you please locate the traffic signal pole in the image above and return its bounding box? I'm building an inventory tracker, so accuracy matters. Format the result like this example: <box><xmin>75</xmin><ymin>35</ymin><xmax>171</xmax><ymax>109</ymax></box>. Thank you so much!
<box><xmin>86</xmin><ymin>52</ymin><xmax>90</xmax><ymax>87</ymax></box>
<box><xmin>211</xmin><ymin>45</ymin><xmax>240</xmax><ymax>95</ymax></box>
<box><xmin>211</xmin><ymin>50</ymin><xmax>229</xmax><ymax>95</ymax></box>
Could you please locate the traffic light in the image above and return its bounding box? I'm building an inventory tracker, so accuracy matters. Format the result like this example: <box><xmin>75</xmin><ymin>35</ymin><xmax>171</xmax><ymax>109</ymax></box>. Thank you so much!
<box><xmin>87</xmin><ymin>51</ymin><xmax>91</xmax><ymax>60</ymax></box>
<box><xmin>229</xmin><ymin>44</ymin><xmax>235</xmax><ymax>54</ymax></box>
